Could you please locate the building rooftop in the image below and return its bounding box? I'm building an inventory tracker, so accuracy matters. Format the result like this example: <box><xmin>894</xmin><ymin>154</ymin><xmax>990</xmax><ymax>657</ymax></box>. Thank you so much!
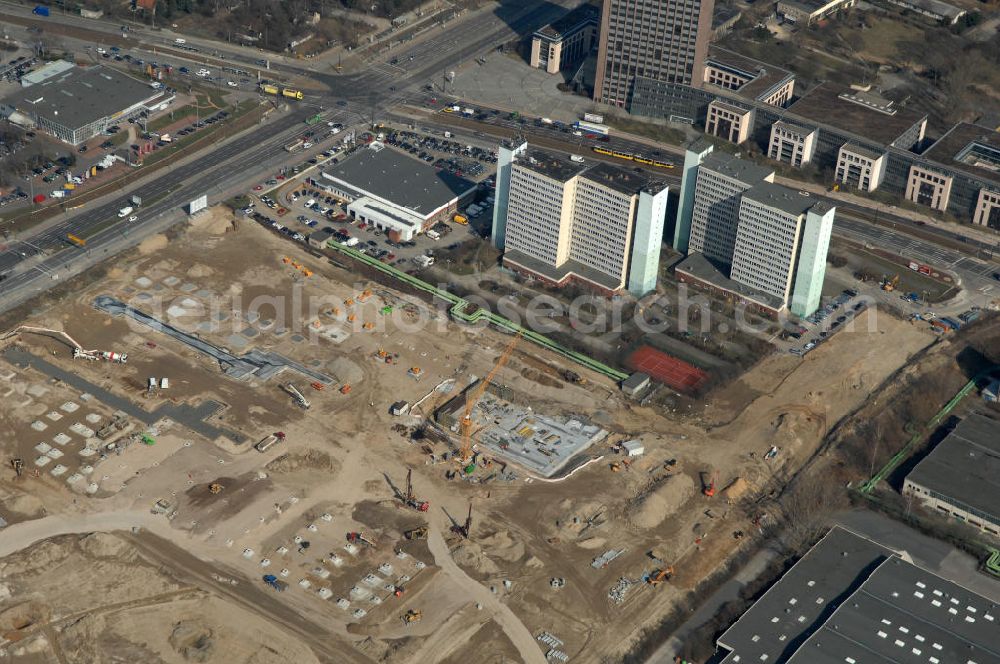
<box><xmin>706</xmin><ymin>46</ymin><xmax>795</xmax><ymax>102</ymax></box>
<box><xmin>840</xmin><ymin>142</ymin><xmax>886</xmax><ymax>161</ymax></box>
<box><xmin>891</xmin><ymin>0</ymin><xmax>965</xmax><ymax>20</ymax></box>
<box><xmin>772</xmin><ymin>120</ymin><xmax>815</xmax><ymax>137</ymax></box>
<box><xmin>712</xmin><ymin>6</ymin><xmax>743</xmax><ymax>30</ymax></box>
<box><xmin>1</xmin><ymin>65</ymin><xmax>162</xmax><ymax>132</ymax></box>
<box><xmin>515</xmin><ymin>148</ymin><xmax>589</xmax><ymax>183</ymax></box>
<box><xmin>905</xmin><ymin>413</ymin><xmax>1000</xmax><ymax>525</ymax></box>
<box><xmin>742</xmin><ymin>181</ymin><xmax>829</xmax><ymax>217</ymax></box>
<box><xmin>718</xmin><ymin>526</ymin><xmax>1000</xmax><ymax>664</ymax></box>
<box><xmin>676</xmin><ymin>252</ymin><xmax>786</xmax><ymax>311</ymax></box>
<box><xmin>322</xmin><ymin>145</ymin><xmax>476</xmax><ymax>217</ymax></box>
<box><xmin>583</xmin><ymin>161</ymin><xmax>668</xmax><ymax>195</ymax></box>
<box><xmin>19</xmin><ymin>59</ymin><xmax>75</xmax><ymax>87</ymax></box>
<box><xmin>789</xmin><ymin>83</ymin><xmax>927</xmax><ymax>147</ymax></box>
<box><xmin>922</xmin><ymin>123</ymin><xmax>1000</xmax><ymax>187</ymax></box>
<box><xmin>700</xmin><ymin>151</ymin><xmax>775</xmax><ymax>186</ymax></box>
<box><xmin>533</xmin><ymin>4</ymin><xmax>599</xmax><ymax>41</ymax></box>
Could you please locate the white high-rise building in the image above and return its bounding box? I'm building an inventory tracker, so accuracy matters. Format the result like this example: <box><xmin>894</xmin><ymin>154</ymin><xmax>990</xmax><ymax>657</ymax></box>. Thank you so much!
<box><xmin>674</xmin><ymin>143</ymin><xmax>835</xmax><ymax>317</ymax></box>
<box><xmin>493</xmin><ymin>142</ymin><xmax>669</xmax><ymax>297</ymax></box>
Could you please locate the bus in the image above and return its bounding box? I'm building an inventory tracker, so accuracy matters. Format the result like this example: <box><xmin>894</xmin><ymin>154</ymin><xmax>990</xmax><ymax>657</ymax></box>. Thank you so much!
<box><xmin>574</xmin><ymin>121</ymin><xmax>609</xmax><ymax>136</ymax></box>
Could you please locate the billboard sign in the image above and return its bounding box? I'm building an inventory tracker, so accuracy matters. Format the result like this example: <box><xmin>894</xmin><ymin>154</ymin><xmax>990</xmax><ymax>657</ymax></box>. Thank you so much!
<box><xmin>188</xmin><ymin>194</ymin><xmax>208</xmax><ymax>215</ymax></box>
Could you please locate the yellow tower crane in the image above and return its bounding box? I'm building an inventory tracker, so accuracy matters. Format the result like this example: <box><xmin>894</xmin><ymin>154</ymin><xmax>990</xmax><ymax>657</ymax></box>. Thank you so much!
<box><xmin>459</xmin><ymin>332</ymin><xmax>521</xmax><ymax>464</ymax></box>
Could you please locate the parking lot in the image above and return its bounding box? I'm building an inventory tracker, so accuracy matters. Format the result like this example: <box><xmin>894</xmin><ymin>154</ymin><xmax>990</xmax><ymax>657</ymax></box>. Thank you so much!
<box><xmin>782</xmin><ymin>290</ymin><xmax>871</xmax><ymax>357</ymax></box>
<box><xmin>383</xmin><ymin>129</ymin><xmax>497</xmax><ymax>179</ymax></box>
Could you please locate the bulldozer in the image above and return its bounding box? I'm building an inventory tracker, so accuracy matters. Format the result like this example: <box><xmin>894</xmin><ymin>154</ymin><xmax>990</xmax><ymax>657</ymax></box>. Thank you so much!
<box><xmin>404</xmin><ymin>526</ymin><xmax>428</xmax><ymax>540</ymax></box>
<box><xmin>401</xmin><ymin>609</ymin><xmax>422</xmax><ymax>626</ymax></box>
<box><xmin>209</xmin><ymin>483</ymin><xmax>225</xmax><ymax>494</ymax></box>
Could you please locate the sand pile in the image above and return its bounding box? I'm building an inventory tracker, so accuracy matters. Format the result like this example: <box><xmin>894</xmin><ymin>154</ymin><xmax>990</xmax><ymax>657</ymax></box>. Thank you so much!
<box><xmin>169</xmin><ymin>621</ymin><xmax>216</xmax><ymax>662</ymax></box>
<box><xmin>478</xmin><ymin>530</ymin><xmax>525</xmax><ymax>563</ymax></box>
<box><xmin>79</xmin><ymin>533</ymin><xmax>136</xmax><ymax>561</ymax></box>
<box><xmin>629</xmin><ymin>474</ymin><xmax>695</xmax><ymax>529</ymax></box>
<box><xmin>0</xmin><ymin>600</ymin><xmax>51</xmax><ymax>633</ymax></box>
<box><xmin>452</xmin><ymin>542</ymin><xmax>500</xmax><ymax>575</ymax></box>
<box><xmin>265</xmin><ymin>449</ymin><xmax>338</xmax><ymax>474</ymax></box>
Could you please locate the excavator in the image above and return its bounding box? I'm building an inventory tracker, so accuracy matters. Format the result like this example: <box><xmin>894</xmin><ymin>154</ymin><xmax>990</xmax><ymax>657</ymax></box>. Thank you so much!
<box><xmin>648</xmin><ymin>566</ymin><xmax>675</xmax><ymax>586</ymax></box>
<box><xmin>404</xmin><ymin>526</ymin><xmax>428</xmax><ymax>540</ymax></box>
<box><xmin>401</xmin><ymin>609</ymin><xmax>422</xmax><ymax>625</ymax></box>
<box><xmin>702</xmin><ymin>470</ymin><xmax>719</xmax><ymax>498</ymax></box>
<box><xmin>451</xmin><ymin>504</ymin><xmax>473</xmax><ymax>539</ymax></box>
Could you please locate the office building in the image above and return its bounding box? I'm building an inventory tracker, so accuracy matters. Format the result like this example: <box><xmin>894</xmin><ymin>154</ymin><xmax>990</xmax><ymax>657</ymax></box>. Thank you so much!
<box><xmin>768</xmin><ymin>121</ymin><xmax>817</xmax><ymax>168</ymax></box>
<box><xmin>702</xmin><ymin>47</ymin><xmax>795</xmax><ymax>108</ymax></box>
<box><xmin>675</xmin><ymin>144</ymin><xmax>835</xmax><ymax>317</ymax></box>
<box><xmin>716</xmin><ymin>527</ymin><xmax>1000</xmax><ymax>663</ymax></box>
<box><xmin>905</xmin><ymin>165</ymin><xmax>953</xmax><ymax>212</ymax></box>
<box><xmin>320</xmin><ymin>142</ymin><xmax>477</xmax><ymax>241</ymax></box>
<box><xmin>705</xmin><ymin>101</ymin><xmax>753</xmax><ymax>144</ymax></box>
<box><xmin>835</xmin><ymin>144</ymin><xmax>887</xmax><ymax>192</ymax></box>
<box><xmin>530</xmin><ymin>5</ymin><xmax>599</xmax><ymax>74</ymax></box>
<box><xmin>921</xmin><ymin>123</ymin><xmax>1000</xmax><ymax>228</ymax></box>
<box><xmin>903</xmin><ymin>413</ymin><xmax>1000</xmax><ymax>537</ymax></box>
<box><xmin>493</xmin><ymin>141</ymin><xmax>668</xmax><ymax>297</ymax></box>
<box><xmin>0</xmin><ymin>64</ymin><xmax>174</xmax><ymax>145</ymax></box>
<box><xmin>594</xmin><ymin>0</ymin><xmax>715</xmax><ymax>109</ymax></box>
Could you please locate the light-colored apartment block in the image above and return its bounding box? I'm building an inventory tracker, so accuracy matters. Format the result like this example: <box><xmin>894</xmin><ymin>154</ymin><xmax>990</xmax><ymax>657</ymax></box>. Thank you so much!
<box><xmin>705</xmin><ymin>100</ymin><xmax>753</xmax><ymax>144</ymax></box>
<box><xmin>687</xmin><ymin>151</ymin><xmax>775</xmax><ymax>267</ymax></box>
<box><xmin>905</xmin><ymin>164</ymin><xmax>953</xmax><ymax>212</ymax></box>
<box><xmin>494</xmin><ymin>144</ymin><xmax>669</xmax><ymax>297</ymax></box>
<box><xmin>835</xmin><ymin>143</ymin><xmax>885</xmax><ymax>192</ymax></box>
<box><xmin>973</xmin><ymin>189</ymin><xmax>1000</xmax><ymax>228</ymax></box>
<box><xmin>768</xmin><ymin>121</ymin><xmax>817</xmax><ymax>168</ymax></box>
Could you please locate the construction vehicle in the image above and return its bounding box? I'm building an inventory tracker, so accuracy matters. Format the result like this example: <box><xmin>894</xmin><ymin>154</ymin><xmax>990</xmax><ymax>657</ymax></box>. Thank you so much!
<box><xmin>262</xmin><ymin>574</ymin><xmax>288</xmax><ymax>591</ymax></box>
<box><xmin>561</xmin><ymin>369</ymin><xmax>587</xmax><ymax>385</ymax></box>
<box><xmin>401</xmin><ymin>609</ymin><xmax>422</xmax><ymax>625</ymax></box>
<box><xmin>209</xmin><ymin>483</ymin><xmax>225</xmax><ymax>494</ymax></box>
<box><xmin>401</xmin><ymin>469</ymin><xmax>430</xmax><ymax>512</ymax></box>
<box><xmin>283</xmin><ymin>383</ymin><xmax>311</xmax><ymax>409</ymax></box>
<box><xmin>404</xmin><ymin>526</ymin><xmax>428</xmax><ymax>540</ymax></box>
<box><xmin>453</xmin><ymin>213</ymin><xmax>468</xmax><ymax>225</ymax></box>
<box><xmin>459</xmin><ymin>332</ymin><xmax>521</xmax><ymax>463</ymax></box>
<box><xmin>255</xmin><ymin>431</ymin><xmax>286</xmax><ymax>453</ymax></box>
<box><xmin>281</xmin><ymin>88</ymin><xmax>304</xmax><ymax>100</ymax></box>
<box><xmin>881</xmin><ymin>274</ymin><xmax>899</xmax><ymax>292</ymax></box>
<box><xmin>261</xmin><ymin>84</ymin><xmax>279</xmax><ymax>95</ymax></box>
<box><xmin>647</xmin><ymin>566</ymin><xmax>674</xmax><ymax>586</ymax></box>
<box><xmin>451</xmin><ymin>504</ymin><xmax>473</xmax><ymax>539</ymax></box>
<box><xmin>347</xmin><ymin>531</ymin><xmax>376</xmax><ymax>548</ymax></box>
<box><xmin>703</xmin><ymin>470</ymin><xmax>719</xmax><ymax>498</ymax></box>
<box><xmin>340</xmin><ymin>384</ymin><xmax>352</xmax><ymax>394</ymax></box>
<box><xmin>10</xmin><ymin>458</ymin><xmax>24</xmax><ymax>478</ymax></box>
<box><xmin>2</xmin><ymin>326</ymin><xmax>127</xmax><ymax>363</ymax></box>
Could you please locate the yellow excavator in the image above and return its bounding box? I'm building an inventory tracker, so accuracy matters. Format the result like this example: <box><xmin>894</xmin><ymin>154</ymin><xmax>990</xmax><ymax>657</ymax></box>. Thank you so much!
<box><xmin>401</xmin><ymin>610</ymin><xmax>422</xmax><ymax>625</ymax></box>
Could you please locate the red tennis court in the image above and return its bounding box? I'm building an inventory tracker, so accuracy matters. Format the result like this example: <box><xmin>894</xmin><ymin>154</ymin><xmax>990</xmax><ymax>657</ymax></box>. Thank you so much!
<box><xmin>626</xmin><ymin>345</ymin><xmax>709</xmax><ymax>393</ymax></box>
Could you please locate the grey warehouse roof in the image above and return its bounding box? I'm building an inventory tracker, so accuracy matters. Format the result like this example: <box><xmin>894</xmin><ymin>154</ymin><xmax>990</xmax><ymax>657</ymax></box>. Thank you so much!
<box><xmin>905</xmin><ymin>413</ymin><xmax>1000</xmax><ymax>525</ymax></box>
<box><xmin>717</xmin><ymin>527</ymin><xmax>1000</xmax><ymax>664</ymax></box>
<box><xmin>2</xmin><ymin>65</ymin><xmax>160</xmax><ymax>130</ymax></box>
<box><xmin>322</xmin><ymin>146</ymin><xmax>476</xmax><ymax>215</ymax></box>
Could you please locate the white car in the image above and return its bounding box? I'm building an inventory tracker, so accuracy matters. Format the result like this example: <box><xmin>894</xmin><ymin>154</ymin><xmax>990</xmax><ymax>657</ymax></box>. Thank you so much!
<box><xmin>196</xmin><ymin>68</ymin><xmax>210</xmax><ymax>77</ymax></box>
<box><xmin>127</xmin><ymin>215</ymin><xmax>138</xmax><ymax>223</ymax></box>
<box><xmin>227</xmin><ymin>80</ymin><xmax>237</xmax><ymax>87</ymax></box>
<box><xmin>302</xmin><ymin>142</ymin><xmax>313</xmax><ymax>149</ymax></box>
<box><xmin>96</xmin><ymin>47</ymin><xmax>107</xmax><ymax>55</ymax></box>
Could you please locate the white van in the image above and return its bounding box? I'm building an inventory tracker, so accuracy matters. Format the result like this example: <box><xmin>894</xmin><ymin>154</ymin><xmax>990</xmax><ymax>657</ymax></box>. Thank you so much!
<box><xmin>426</xmin><ymin>230</ymin><xmax>440</xmax><ymax>241</ymax></box>
<box><xmin>175</xmin><ymin>38</ymin><xmax>186</xmax><ymax>44</ymax></box>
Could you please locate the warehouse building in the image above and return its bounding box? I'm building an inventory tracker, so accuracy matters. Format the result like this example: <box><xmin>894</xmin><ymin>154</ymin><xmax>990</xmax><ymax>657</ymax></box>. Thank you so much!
<box><xmin>0</xmin><ymin>64</ymin><xmax>173</xmax><ymax>145</ymax></box>
<box><xmin>903</xmin><ymin>413</ymin><xmax>1000</xmax><ymax>537</ymax></box>
<box><xmin>320</xmin><ymin>143</ymin><xmax>477</xmax><ymax>241</ymax></box>
<box><xmin>716</xmin><ymin>526</ymin><xmax>1000</xmax><ymax>663</ymax></box>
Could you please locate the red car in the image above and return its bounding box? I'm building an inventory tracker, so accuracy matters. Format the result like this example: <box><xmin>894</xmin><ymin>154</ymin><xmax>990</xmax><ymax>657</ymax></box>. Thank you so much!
<box><xmin>276</xmin><ymin>174</ymin><xmax>286</xmax><ymax>180</ymax></box>
<box><xmin>253</xmin><ymin>185</ymin><xmax>263</xmax><ymax>191</ymax></box>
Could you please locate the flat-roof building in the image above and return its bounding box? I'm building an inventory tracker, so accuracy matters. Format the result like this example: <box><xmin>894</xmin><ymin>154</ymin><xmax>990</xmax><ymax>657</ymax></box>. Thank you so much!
<box><xmin>320</xmin><ymin>143</ymin><xmax>477</xmax><ymax>241</ymax></box>
<box><xmin>19</xmin><ymin>59</ymin><xmax>75</xmax><ymax>87</ymax></box>
<box><xmin>716</xmin><ymin>526</ymin><xmax>1000</xmax><ymax>663</ymax></box>
<box><xmin>776</xmin><ymin>0</ymin><xmax>858</xmax><ymax>24</ymax></box>
<box><xmin>768</xmin><ymin>121</ymin><xmax>818</xmax><ymax>168</ymax></box>
<box><xmin>922</xmin><ymin>123</ymin><xmax>1000</xmax><ymax>229</ymax></box>
<box><xmin>885</xmin><ymin>0</ymin><xmax>966</xmax><ymax>23</ymax></box>
<box><xmin>595</xmin><ymin>0</ymin><xmax>715</xmax><ymax>108</ymax></box>
<box><xmin>676</xmin><ymin>143</ymin><xmax>835</xmax><ymax>317</ymax></box>
<box><xmin>529</xmin><ymin>5</ymin><xmax>599</xmax><ymax>74</ymax></box>
<box><xmin>903</xmin><ymin>413</ymin><xmax>1000</xmax><ymax>537</ymax></box>
<box><xmin>0</xmin><ymin>64</ymin><xmax>173</xmax><ymax>145</ymax></box>
<box><xmin>493</xmin><ymin>141</ymin><xmax>669</xmax><ymax>297</ymax></box>
<box><xmin>703</xmin><ymin>47</ymin><xmax>795</xmax><ymax>108</ymax></box>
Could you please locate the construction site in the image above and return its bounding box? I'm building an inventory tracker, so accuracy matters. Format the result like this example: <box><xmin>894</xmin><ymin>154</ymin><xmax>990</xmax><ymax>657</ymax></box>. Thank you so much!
<box><xmin>0</xmin><ymin>205</ymin><xmax>939</xmax><ymax>663</ymax></box>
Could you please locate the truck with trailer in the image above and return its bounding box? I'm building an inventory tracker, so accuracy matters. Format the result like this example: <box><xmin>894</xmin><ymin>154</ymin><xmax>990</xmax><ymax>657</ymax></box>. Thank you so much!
<box><xmin>261</xmin><ymin>84</ymin><xmax>279</xmax><ymax>95</ymax></box>
<box><xmin>574</xmin><ymin>121</ymin><xmax>609</xmax><ymax>137</ymax></box>
<box><xmin>583</xmin><ymin>112</ymin><xmax>605</xmax><ymax>124</ymax></box>
<box><xmin>255</xmin><ymin>432</ymin><xmax>285</xmax><ymax>453</ymax></box>
<box><xmin>281</xmin><ymin>88</ymin><xmax>304</xmax><ymax>100</ymax></box>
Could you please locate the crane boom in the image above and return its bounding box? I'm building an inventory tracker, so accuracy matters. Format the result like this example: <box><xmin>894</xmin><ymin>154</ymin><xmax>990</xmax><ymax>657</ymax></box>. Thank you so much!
<box><xmin>459</xmin><ymin>332</ymin><xmax>521</xmax><ymax>463</ymax></box>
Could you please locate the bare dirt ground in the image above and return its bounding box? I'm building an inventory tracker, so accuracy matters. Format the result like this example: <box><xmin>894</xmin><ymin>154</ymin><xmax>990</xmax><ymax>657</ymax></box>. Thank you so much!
<box><xmin>0</xmin><ymin>206</ymin><xmax>936</xmax><ymax>663</ymax></box>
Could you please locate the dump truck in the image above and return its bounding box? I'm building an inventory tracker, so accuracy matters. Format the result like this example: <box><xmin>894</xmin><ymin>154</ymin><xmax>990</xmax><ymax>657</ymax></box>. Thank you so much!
<box><xmin>281</xmin><ymin>88</ymin><xmax>304</xmax><ymax>100</ymax></box>
<box><xmin>255</xmin><ymin>431</ymin><xmax>286</xmax><ymax>453</ymax></box>
<box><xmin>261</xmin><ymin>84</ymin><xmax>279</xmax><ymax>95</ymax></box>
<box><xmin>262</xmin><ymin>574</ymin><xmax>288</xmax><ymax>591</ymax></box>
